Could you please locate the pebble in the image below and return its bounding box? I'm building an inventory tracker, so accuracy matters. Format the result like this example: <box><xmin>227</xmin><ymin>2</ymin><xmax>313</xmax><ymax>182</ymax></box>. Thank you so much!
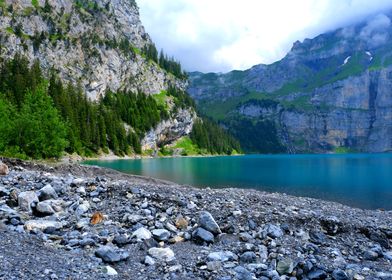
<box><xmin>208</xmin><ymin>251</ymin><xmax>238</xmax><ymax>262</ymax></box>
<box><xmin>277</xmin><ymin>258</ymin><xmax>295</xmax><ymax>275</ymax></box>
<box><xmin>192</xmin><ymin>227</ymin><xmax>214</xmax><ymax>244</ymax></box>
<box><xmin>95</xmin><ymin>246</ymin><xmax>130</xmax><ymax>263</ymax></box>
<box><xmin>38</xmin><ymin>185</ymin><xmax>58</xmax><ymax>201</ymax></box>
<box><xmin>132</xmin><ymin>227</ymin><xmax>152</xmax><ymax>241</ymax></box>
<box><xmin>152</xmin><ymin>229</ymin><xmax>170</xmax><ymax>241</ymax></box>
<box><xmin>36</xmin><ymin>201</ymin><xmax>55</xmax><ymax>216</ymax></box>
<box><xmin>199</xmin><ymin>211</ymin><xmax>221</xmax><ymax>235</ymax></box>
<box><xmin>105</xmin><ymin>265</ymin><xmax>118</xmax><ymax>276</ymax></box>
<box><xmin>148</xmin><ymin>247</ymin><xmax>175</xmax><ymax>262</ymax></box>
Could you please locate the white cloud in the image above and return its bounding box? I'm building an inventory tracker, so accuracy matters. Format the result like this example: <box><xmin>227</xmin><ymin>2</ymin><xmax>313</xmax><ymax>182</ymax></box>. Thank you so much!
<box><xmin>137</xmin><ymin>0</ymin><xmax>392</xmax><ymax>73</ymax></box>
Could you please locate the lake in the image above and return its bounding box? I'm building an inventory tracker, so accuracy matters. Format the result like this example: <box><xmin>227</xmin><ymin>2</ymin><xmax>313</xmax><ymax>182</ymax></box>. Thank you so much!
<box><xmin>84</xmin><ymin>154</ymin><xmax>392</xmax><ymax>210</ymax></box>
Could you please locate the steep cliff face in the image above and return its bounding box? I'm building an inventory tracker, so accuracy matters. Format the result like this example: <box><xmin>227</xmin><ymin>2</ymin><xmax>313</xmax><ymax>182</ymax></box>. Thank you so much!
<box><xmin>0</xmin><ymin>0</ymin><xmax>195</xmax><ymax>150</ymax></box>
<box><xmin>189</xmin><ymin>12</ymin><xmax>392</xmax><ymax>153</ymax></box>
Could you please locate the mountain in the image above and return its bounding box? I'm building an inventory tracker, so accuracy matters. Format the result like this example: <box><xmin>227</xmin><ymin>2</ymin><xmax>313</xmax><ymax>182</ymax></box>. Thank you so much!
<box><xmin>188</xmin><ymin>13</ymin><xmax>392</xmax><ymax>153</ymax></box>
<box><xmin>0</xmin><ymin>0</ymin><xmax>240</xmax><ymax>158</ymax></box>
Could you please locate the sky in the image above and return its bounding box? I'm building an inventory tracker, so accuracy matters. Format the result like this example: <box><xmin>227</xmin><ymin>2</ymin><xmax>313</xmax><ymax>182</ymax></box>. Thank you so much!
<box><xmin>137</xmin><ymin>0</ymin><xmax>392</xmax><ymax>73</ymax></box>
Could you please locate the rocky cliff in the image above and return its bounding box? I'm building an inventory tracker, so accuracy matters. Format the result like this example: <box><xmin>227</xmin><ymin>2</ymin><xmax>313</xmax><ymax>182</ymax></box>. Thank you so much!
<box><xmin>188</xmin><ymin>13</ymin><xmax>392</xmax><ymax>153</ymax></box>
<box><xmin>0</xmin><ymin>0</ymin><xmax>195</xmax><ymax>151</ymax></box>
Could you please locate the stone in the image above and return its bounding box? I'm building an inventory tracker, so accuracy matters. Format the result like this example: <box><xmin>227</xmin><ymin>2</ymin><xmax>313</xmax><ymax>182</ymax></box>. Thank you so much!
<box><xmin>310</xmin><ymin>231</ymin><xmax>327</xmax><ymax>244</ymax></box>
<box><xmin>76</xmin><ymin>202</ymin><xmax>90</xmax><ymax>216</ymax></box>
<box><xmin>0</xmin><ymin>186</ymin><xmax>9</xmax><ymax>197</ymax></box>
<box><xmin>90</xmin><ymin>212</ymin><xmax>104</xmax><ymax>225</ymax></box>
<box><xmin>24</xmin><ymin>220</ymin><xmax>63</xmax><ymax>232</ymax></box>
<box><xmin>132</xmin><ymin>227</ymin><xmax>152</xmax><ymax>241</ymax></box>
<box><xmin>36</xmin><ymin>201</ymin><xmax>55</xmax><ymax>216</ymax></box>
<box><xmin>207</xmin><ymin>261</ymin><xmax>222</xmax><ymax>271</ymax></box>
<box><xmin>148</xmin><ymin>247</ymin><xmax>175</xmax><ymax>262</ymax></box>
<box><xmin>152</xmin><ymin>229</ymin><xmax>171</xmax><ymax>241</ymax></box>
<box><xmin>363</xmin><ymin>249</ymin><xmax>379</xmax><ymax>261</ymax></box>
<box><xmin>144</xmin><ymin>256</ymin><xmax>156</xmax><ymax>266</ymax></box>
<box><xmin>113</xmin><ymin>234</ymin><xmax>130</xmax><ymax>246</ymax></box>
<box><xmin>277</xmin><ymin>258</ymin><xmax>295</xmax><ymax>275</ymax></box>
<box><xmin>199</xmin><ymin>211</ymin><xmax>221</xmax><ymax>235</ymax></box>
<box><xmin>0</xmin><ymin>163</ymin><xmax>9</xmax><ymax>176</ymax></box>
<box><xmin>79</xmin><ymin>238</ymin><xmax>96</xmax><ymax>247</ymax></box>
<box><xmin>105</xmin><ymin>266</ymin><xmax>118</xmax><ymax>276</ymax></box>
<box><xmin>332</xmin><ymin>269</ymin><xmax>349</xmax><ymax>280</ymax></box>
<box><xmin>165</xmin><ymin>222</ymin><xmax>177</xmax><ymax>232</ymax></box>
<box><xmin>264</xmin><ymin>224</ymin><xmax>283</xmax><ymax>239</ymax></box>
<box><xmin>18</xmin><ymin>191</ymin><xmax>39</xmax><ymax>213</ymax></box>
<box><xmin>234</xmin><ymin>266</ymin><xmax>253</xmax><ymax>280</ymax></box>
<box><xmin>240</xmin><ymin>251</ymin><xmax>257</xmax><ymax>263</ymax></box>
<box><xmin>169</xmin><ymin>235</ymin><xmax>184</xmax><ymax>244</ymax></box>
<box><xmin>175</xmin><ymin>217</ymin><xmax>188</xmax><ymax>230</ymax></box>
<box><xmin>95</xmin><ymin>246</ymin><xmax>130</xmax><ymax>263</ymax></box>
<box><xmin>192</xmin><ymin>227</ymin><xmax>214</xmax><ymax>244</ymax></box>
<box><xmin>38</xmin><ymin>185</ymin><xmax>58</xmax><ymax>201</ymax></box>
<box><xmin>307</xmin><ymin>269</ymin><xmax>327</xmax><ymax>279</ymax></box>
<box><xmin>207</xmin><ymin>251</ymin><xmax>238</xmax><ymax>262</ymax></box>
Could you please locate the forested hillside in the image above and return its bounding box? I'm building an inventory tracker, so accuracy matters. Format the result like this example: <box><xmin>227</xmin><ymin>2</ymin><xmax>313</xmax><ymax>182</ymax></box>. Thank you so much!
<box><xmin>0</xmin><ymin>55</ymin><xmax>240</xmax><ymax>159</ymax></box>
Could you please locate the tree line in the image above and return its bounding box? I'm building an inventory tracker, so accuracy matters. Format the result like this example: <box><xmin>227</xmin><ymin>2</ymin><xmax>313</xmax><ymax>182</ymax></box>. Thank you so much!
<box><xmin>0</xmin><ymin>55</ymin><xmax>242</xmax><ymax>159</ymax></box>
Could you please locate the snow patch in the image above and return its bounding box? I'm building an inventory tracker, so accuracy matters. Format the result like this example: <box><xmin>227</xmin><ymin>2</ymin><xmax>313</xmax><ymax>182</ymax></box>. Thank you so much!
<box><xmin>342</xmin><ymin>56</ymin><xmax>351</xmax><ymax>66</ymax></box>
<box><xmin>366</xmin><ymin>51</ymin><xmax>373</xmax><ymax>61</ymax></box>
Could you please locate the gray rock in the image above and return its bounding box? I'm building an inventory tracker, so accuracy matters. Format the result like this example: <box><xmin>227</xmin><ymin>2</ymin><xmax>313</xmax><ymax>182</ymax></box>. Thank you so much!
<box><xmin>234</xmin><ymin>266</ymin><xmax>254</xmax><ymax>280</ymax></box>
<box><xmin>144</xmin><ymin>255</ymin><xmax>156</xmax><ymax>266</ymax></box>
<box><xmin>207</xmin><ymin>251</ymin><xmax>238</xmax><ymax>262</ymax></box>
<box><xmin>75</xmin><ymin>202</ymin><xmax>90</xmax><ymax>216</ymax></box>
<box><xmin>18</xmin><ymin>191</ymin><xmax>39</xmax><ymax>213</ymax></box>
<box><xmin>192</xmin><ymin>227</ymin><xmax>214</xmax><ymax>244</ymax></box>
<box><xmin>240</xmin><ymin>251</ymin><xmax>257</xmax><ymax>263</ymax></box>
<box><xmin>148</xmin><ymin>247</ymin><xmax>175</xmax><ymax>262</ymax></box>
<box><xmin>332</xmin><ymin>269</ymin><xmax>349</xmax><ymax>280</ymax></box>
<box><xmin>207</xmin><ymin>261</ymin><xmax>222</xmax><ymax>271</ymax></box>
<box><xmin>79</xmin><ymin>238</ymin><xmax>96</xmax><ymax>247</ymax></box>
<box><xmin>24</xmin><ymin>220</ymin><xmax>63</xmax><ymax>232</ymax></box>
<box><xmin>132</xmin><ymin>227</ymin><xmax>152</xmax><ymax>241</ymax></box>
<box><xmin>363</xmin><ymin>249</ymin><xmax>379</xmax><ymax>261</ymax></box>
<box><xmin>199</xmin><ymin>211</ymin><xmax>221</xmax><ymax>235</ymax></box>
<box><xmin>277</xmin><ymin>258</ymin><xmax>295</xmax><ymax>275</ymax></box>
<box><xmin>264</xmin><ymin>224</ymin><xmax>283</xmax><ymax>239</ymax></box>
<box><xmin>308</xmin><ymin>268</ymin><xmax>327</xmax><ymax>279</ymax></box>
<box><xmin>38</xmin><ymin>185</ymin><xmax>58</xmax><ymax>201</ymax></box>
<box><xmin>36</xmin><ymin>201</ymin><xmax>55</xmax><ymax>216</ymax></box>
<box><xmin>95</xmin><ymin>246</ymin><xmax>130</xmax><ymax>263</ymax></box>
<box><xmin>152</xmin><ymin>229</ymin><xmax>171</xmax><ymax>241</ymax></box>
<box><xmin>113</xmin><ymin>235</ymin><xmax>130</xmax><ymax>246</ymax></box>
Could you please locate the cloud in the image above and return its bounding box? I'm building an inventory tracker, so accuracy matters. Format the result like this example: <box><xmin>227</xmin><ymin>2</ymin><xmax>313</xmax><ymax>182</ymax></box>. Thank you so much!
<box><xmin>360</xmin><ymin>14</ymin><xmax>391</xmax><ymax>47</ymax></box>
<box><xmin>137</xmin><ymin>0</ymin><xmax>392</xmax><ymax>73</ymax></box>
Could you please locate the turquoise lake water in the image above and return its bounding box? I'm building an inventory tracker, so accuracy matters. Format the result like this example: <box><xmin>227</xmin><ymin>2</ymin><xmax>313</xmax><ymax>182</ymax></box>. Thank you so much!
<box><xmin>84</xmin><ymin>154</ymin><xmax>392</xmax><ymax>210</ymax></box>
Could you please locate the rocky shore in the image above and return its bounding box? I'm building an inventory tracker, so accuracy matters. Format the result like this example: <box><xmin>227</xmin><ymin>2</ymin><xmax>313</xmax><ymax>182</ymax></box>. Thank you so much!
<box><xmin>0</xmin><ymin>158</ymin><xmax>391</xmax><ymax>280</ymax></box>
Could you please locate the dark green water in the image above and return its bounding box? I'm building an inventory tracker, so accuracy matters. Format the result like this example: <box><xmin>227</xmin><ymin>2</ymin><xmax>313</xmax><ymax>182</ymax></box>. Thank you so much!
<box><xmin>84</xmin><ymin>154</ymin><xmax>392</xmax><ymax>210</ymax></box>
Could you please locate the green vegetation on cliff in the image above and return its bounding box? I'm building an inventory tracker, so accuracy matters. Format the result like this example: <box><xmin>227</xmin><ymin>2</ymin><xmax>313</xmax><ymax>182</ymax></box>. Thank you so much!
<box><xmin>0</xmin><ymin>55</ymin><xmax>241</xmax><ymax>159</ymax></box>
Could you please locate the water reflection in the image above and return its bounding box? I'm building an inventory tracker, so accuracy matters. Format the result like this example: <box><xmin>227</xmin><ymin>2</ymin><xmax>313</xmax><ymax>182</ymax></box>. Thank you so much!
<box><xmin>84</xmin><ymin>154</ymin><xmax>392</xmax><ymax>210</ymax></box>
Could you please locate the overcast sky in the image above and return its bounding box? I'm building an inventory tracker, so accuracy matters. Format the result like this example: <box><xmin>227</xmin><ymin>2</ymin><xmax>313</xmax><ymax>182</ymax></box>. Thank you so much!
<box><xmin>137</xmin><ymin>0</ymin><xmax>392</xmax><ymax>73</ymax></box>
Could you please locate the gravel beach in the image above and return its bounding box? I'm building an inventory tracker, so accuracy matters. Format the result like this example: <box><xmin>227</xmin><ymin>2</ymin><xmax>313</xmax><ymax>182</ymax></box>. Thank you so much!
<box><xmin>0</xmin><ymin>158</ymin><xmax>391</xmax><ymax>280</ymax></box>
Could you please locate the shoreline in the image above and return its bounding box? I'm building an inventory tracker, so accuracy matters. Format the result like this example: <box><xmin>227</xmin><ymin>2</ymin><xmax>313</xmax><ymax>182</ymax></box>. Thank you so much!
<box><xmin>0</xmin><ymin>158</ymin><xmax>391</xmax><ymax>279</ymax></box>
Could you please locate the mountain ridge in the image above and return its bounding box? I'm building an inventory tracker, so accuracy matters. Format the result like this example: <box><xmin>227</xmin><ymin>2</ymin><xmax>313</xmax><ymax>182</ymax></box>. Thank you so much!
<box><xmin>188</xmin><ymin>12</ymin><xmax>392</xmax><ymax>153</ymax></box>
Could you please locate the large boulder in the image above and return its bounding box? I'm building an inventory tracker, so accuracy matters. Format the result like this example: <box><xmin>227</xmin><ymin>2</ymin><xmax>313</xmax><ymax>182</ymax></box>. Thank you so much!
<box><xmin>38</xmin><ymin>185</ymin><xmax>58</xmax><ymax>201</ymax></box>
<box><xmin>18</xmin><ymin>191</ymin><xmax>39</xmax><ymax>213</ymax></box>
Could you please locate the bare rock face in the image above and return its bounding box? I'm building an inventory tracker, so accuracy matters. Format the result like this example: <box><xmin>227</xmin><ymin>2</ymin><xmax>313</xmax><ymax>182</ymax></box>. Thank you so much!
<box><xmin>0</xmin><ymin>0</ymin><xmax>186</xmax><ymax>100</ymax></box>
<box><xmin>142</xmin><ymin>108</ymin><xmax>197</xmax><ymax>150</ymax></box>
<box><xmin>0</xmin><ymin>0</ymin><xmax>195</xmax><ymax>149</ymax></box>
<box><xmin>188</xmin><ymin>12</ymin><xmax>392</xmax><ymax>153</ymax></box>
